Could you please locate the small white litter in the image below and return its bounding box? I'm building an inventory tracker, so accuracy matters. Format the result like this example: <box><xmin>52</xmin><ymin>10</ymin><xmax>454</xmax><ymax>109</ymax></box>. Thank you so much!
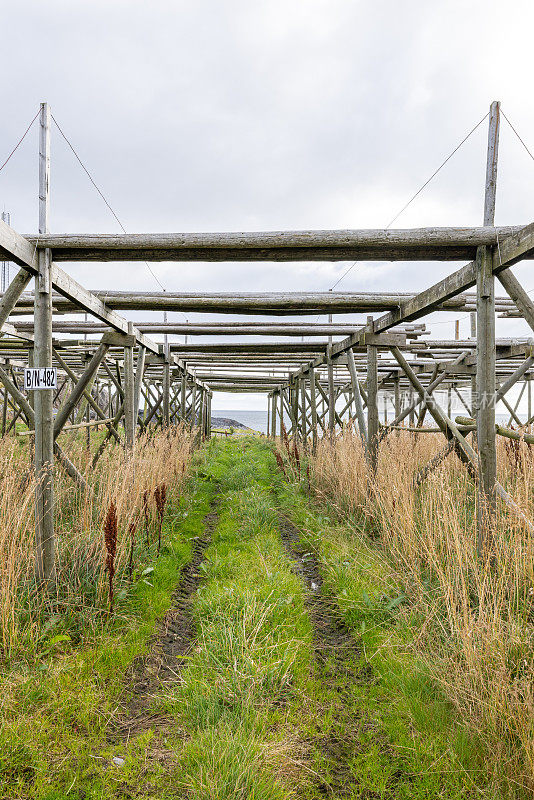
<box><xmin>112</xmin><ymin>757</ymin><xmax>125</xmax><ymax>767</ymax></box>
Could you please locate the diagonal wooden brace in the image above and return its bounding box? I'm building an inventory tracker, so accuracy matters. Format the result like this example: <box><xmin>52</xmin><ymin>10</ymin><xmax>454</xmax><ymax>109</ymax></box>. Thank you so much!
<box><xmin>53</xmin><ymin>342</ymin><xmax>109</xmax><ymax>439</ymax></box>
<box><xmin>53</xmin><ymin>348</ymin><xmax>122</xmax><ymax>444</ymax></box>
<box><xmin>391</xmin><ymin>346</ymin><xmax>534</xmax><ymax>533</ymax></box>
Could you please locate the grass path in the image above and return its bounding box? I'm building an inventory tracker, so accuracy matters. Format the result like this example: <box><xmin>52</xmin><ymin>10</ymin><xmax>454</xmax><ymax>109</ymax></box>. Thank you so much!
<box><xmin>0</xmin><ymin>437</ymin><xmax>506</xmax><ymax>798</ymax></box>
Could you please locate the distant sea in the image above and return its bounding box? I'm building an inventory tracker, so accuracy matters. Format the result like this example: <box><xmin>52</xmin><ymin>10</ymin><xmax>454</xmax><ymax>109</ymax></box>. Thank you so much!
<box><xmin>213</xmin><ymin>409</ymin><xmax>524</xmax><ymax>436</ymax></box>
<box><xmin>212</xmin><ymin>409</ymin><xmax>268</xmax><ymax>433</ymax></box>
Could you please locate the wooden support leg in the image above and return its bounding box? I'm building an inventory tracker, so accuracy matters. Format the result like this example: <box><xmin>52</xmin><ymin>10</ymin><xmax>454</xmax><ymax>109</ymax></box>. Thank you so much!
<box><xmin>34</xmin><ymin>103</ymin><xmax>55</xmax><ymax>582</ymax></box>
<box><xmin>476</xmin><ymin>101</ymin><xmax>499</xmax><ymax>556</ymax></box>
<box><xmin>327</xmin><ymin>356</ymin><xmax>335</xmax><ymax>440</ymax></box>
<box><xmin>1</xmin><ymin>386</ymin><xmax>6</xmax><ymax>436</ymax></box>
<box><xmin>300</xmin><ymin>377</ymin><xmax>307</xmax><ymax>445</ymax></box>
<box><xmin>162</xmin><ymin>358</ymin><xmax>170</xmax><ymax>427</ymax></box>
<box><xmin>199</xmin><ymin>388</ymin><xmax>205</xmax><ymax>437</ymax></box>
<box><xmin>123</xmin><ymin>323</ymin><xmax>135</xmax><ymax>449</ymax></box>
<box><xmin>180</xmin><ymin>372</ymin><xmax>187</xmax><ymax>422</ymax></box>
<box><xmin>309</xmin><ymin>367</ymin><xmax>318</xmax><ymax>452</ymax></box>
<box><xmin>133</xmin><ymin>345</ymin><xmax>146</xmax><ymax>428</ymax></box>
<box><xmin>367</xmin><ymin>339</ymin><xmax>379</xmax><ymax>474</ymax></box>
<box><xmin>346</xmin><ymin>347</ymin><xmax>368</xmax><ymax>450</ymax></box>
<box><xmin>190</xmin><ymin>380</ymin><xmax>197</xmax><ymax>427</ymax></box>
<box><xmin>408</xmin><ymin>389</ymin><xmax>415</xmax><ymax>427</ymax></box>
<box><xmin>394</xmin><ymin>376</ymin><xmax>401</xmax><ymax>418</ymax></box>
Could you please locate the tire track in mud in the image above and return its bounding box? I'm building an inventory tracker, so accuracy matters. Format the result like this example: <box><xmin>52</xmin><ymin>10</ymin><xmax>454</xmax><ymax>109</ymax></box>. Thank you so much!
<box><xmin>158</xmin><ymin>501</ymin><xmax>219</xmax><ymax>681</ymax></box>
<box><xmin>278</xmin><ymin>514</ymin><xmax>380</xmax><ymax>799</ymax></box>
<box><xmin>113</xmin><ymin>494</ymin><xmax>220</xmax><ymax>741</ymax></box>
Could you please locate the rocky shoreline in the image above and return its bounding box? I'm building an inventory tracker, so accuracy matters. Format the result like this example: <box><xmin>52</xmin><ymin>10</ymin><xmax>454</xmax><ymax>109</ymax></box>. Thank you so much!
<box><xmin>210</xmin><ymin>416</ymin><xmax>251</xmax><ymax>430</ymax></box>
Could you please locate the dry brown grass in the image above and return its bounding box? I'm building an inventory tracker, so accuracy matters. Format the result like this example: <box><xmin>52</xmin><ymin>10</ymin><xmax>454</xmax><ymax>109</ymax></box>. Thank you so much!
<box><xmin>309</xmin><ymin>426</ymin><xmax>534</xmax><ymax>792</ymax></box>
<box><xmin>0</xmin><ymin>426</ymin><xmax>195</xmax><ymax>659</ymax></box>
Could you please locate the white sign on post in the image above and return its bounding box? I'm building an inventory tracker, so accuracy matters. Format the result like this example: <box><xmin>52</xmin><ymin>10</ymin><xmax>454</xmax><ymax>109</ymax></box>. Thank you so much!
<box><xmin>24</xmin><ymin>367</ymin><xmax>57</xmax><ymax>391</ymax></box>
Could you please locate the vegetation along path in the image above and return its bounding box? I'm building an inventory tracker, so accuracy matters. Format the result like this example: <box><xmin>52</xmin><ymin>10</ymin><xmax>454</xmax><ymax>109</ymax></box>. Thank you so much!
<box><xmin>0</xmin><ymin>436</ymin><xmax>509</xmax><ymax>798</ymax></box>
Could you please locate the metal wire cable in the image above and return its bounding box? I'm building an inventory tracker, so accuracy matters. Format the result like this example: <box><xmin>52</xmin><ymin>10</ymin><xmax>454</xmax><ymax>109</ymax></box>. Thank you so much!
<box><xmin>0</xmin><ymin>108</ymin><xmax>40</xmax><ymax>174</ymax></box>
<box><xmin>328</xmin><ymin>110</ymin><xmax>490</xmax><ymax>293</ymax></box>
<box><xmin>498</xmin><ymin>111</ymin><xmax>534</xmax><ymax>294</ymax></box>
<box><xmin>501</xmin><ymin>110</ymin><xmax>534</xmax><ymax>164</ymax></box>
<box><xmin>51</xmin><ymin>112</ymin><xmax>166</xmax><ymax>292</ymax></box>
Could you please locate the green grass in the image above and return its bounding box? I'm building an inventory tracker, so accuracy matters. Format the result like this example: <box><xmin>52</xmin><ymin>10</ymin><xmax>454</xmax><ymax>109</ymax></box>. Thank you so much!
<box><xmin>157</xmin><ymin>438</ymin><xmax>312</xmax><ymax>798</ymax></box>
<box><xmin>273</xmin><ymin>446</ymin><xmax>509</xmax><ymax>798</ymax></box>
<box><xmin>0</xmin><ymin>464</ymin><xmax>214</xmax><ymax>800</ymax></box>
<box><xmin>0</xmin><ymin>436</ymin><xmax>514</xmax><ymax>798</ymax></box>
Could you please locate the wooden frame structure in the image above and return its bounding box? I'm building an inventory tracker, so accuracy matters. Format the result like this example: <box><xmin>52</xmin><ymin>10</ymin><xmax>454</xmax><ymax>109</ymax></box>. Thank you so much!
<box><xmin>1</xmin><ymin>100</ymin><xmax>534</xmax><ymax>577</ymax></box>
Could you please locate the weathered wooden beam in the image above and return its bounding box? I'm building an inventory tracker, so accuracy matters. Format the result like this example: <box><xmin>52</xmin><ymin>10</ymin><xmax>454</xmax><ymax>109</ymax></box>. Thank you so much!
<box><xmin>4</xmin><ymin>289</ymin><xmax>511</xmax><ymax>316</ymax></box>
<box><xmin>0</xmin><ymin>221</ymin><xmax>159</xmax><ymax>355</ymax></box>
<box><xmin>19</xmin><ymin>320</ymin><xmax>430</xmax><ymax>336</ymax></box>
<box><xmin>24</xmin><ymin>227</ymin><xmax>523</xmax><ymax>262</ymax></box>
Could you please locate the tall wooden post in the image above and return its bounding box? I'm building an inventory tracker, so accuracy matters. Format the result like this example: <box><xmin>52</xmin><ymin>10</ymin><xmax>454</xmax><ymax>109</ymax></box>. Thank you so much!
<box><xmin>206</xmin><ymin>391</ymin><xmax>212</xmax><ymax>438</ymax></box>
<box><xmin>408</xmin><ymin>389</ymin><xmax>415</xmax><ymax>427</ymax></box>
<box><xmin>1</xmin><ymin>386</ymin><xmax>7</xmax><ymax>436</ymax></box>
<box><xmin>198</xmin><ymin>387</ymin><xmax>204</xmax><ymax>437</ymax></box>
<box><xmin>271</xmin><ymin>390</ymin><xmax>277</xmax><ymax>438</ymax></box>
<box><xmin>123</xmin><ymin>322</ymin><xmax>135</xmax><ymax>449</ymax></box>
<box><xmin>34</xmin><ymin>102</ymin><xmax>55</xmax><ymax>582</ymax></box>
<box><xmin>133</xmin><ymin>345</ymin><xmax>146</xmax><ymax>429</ymax></box>
<box><xmin>366</xmin><ymin>317</ymin><xmax>379</xmax><ymax>474</ymax></box>
<box><xmin>181</xmin><ymin>370</ymin><xmax>187</xmax><ymax>422</ymax></box>
<box><xmin>309</xmin><ymin>366</ymin><xmax>318</xmax><ymax>452</ymax></box>
<box><xmin>290</xmin><ymin>380</ymin><xmax>298</xmax><ymax>439</ymax></box>
<box><xmin>266</xmin><ymin>394</ymin><xmax>271</xmax><ymax>438</ymax></box>
<box><xmin>190</xmin><ymin>376</ymin><xmax>197</xmax><ymax>427</ymax></box>
<box><xmin>470</xmin><ymin>311</ymin><xmax>477</xmax><ymax>416</ymax></box>
<box><xmin>300</xmin><ymin>376</ymin><xmax>307</xmax><ymax>445</ymax></box>
<box><xmin>327</xmin><ymin>353</ymin><xmax>335</xmax><ymax>440</ymax></box>
<box><xmin>476</xmin><ymin>101</ymin><xmax>500</xmax><ymax>555</ymax></box>
<box><xmin>394</xmin><ymin>375</ymin><xmax>401</xmax><ymax>418</ymax></box>
<box><xmin>346</xmin><ymin>347</ymin><xmax>367</xmax><ymax>450</ymax></box>
<box><xmin>162</xmin><ymin>357</ymin><xmax>170</xmax><ymax>427</ymax></box>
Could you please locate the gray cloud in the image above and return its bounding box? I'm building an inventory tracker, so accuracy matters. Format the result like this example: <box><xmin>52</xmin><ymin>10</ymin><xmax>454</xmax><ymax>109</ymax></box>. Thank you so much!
<box><xmin>1</xmin><ymin>0</ymin><xmax>533</xmax><ymax>409</ymax></box>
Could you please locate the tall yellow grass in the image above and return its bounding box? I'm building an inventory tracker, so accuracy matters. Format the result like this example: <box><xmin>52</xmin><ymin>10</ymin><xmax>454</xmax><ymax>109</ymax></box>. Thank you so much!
<box><xmin>310</xmin><ymin>427</ymin><xmax>534</xmax><ymax>793</ymax></box>
<box><xmin>0</xmin><ymin>426</ymin><xmax>195</xmax><ymax>658</ymax></box>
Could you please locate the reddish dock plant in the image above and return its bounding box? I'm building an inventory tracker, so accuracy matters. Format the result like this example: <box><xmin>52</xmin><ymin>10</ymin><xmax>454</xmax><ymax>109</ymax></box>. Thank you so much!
<box><xmin>103</xmin><ymin>500</ymin><xmax>118</xmax><ymax>614</ymax></box>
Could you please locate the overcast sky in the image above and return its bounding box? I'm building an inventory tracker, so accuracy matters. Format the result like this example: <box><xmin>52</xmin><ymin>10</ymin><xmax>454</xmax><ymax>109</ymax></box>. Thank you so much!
<box><xmin>1</xmin><ymin>0</ymin><xmax>534</xmax><ymax>412</ymax></box>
